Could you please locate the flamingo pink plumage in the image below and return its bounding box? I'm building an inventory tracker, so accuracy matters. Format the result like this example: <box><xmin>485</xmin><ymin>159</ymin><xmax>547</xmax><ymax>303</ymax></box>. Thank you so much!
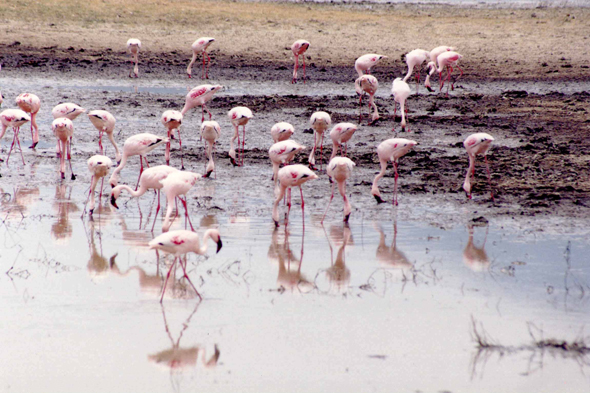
<box><xmin>329</xmin><ymin>122</ymin><xmax>357</xmax><ymax>161</ymax></box>
<box><xmin>355</xmin><ymin>74</ymin><xmax>379</xmax><ymax>125</ymax></box>
<box><xmin>272</xmin><ymin>164</ymin><xmax>318</xmax><ymax>227</ymax></box>
<box><xmin>83</xmin><ymin>155</ymin><xmax>112</xmax><ymax>216</ymax></box>
<box><xmin>308</xmin><ymin>111</ymin><xmax>331</xmax><ymax>170</ymax></box>
<box><xmin>15</xmin><ymin>93</ymin><xmax>41</xmax><ymax>148</ymax></box>
<box><xmin>187</xmin><ymin>37</ymin><xmax>215</xmax><ymax>79</ymax></box>
<box><xmin>271</xmin><ymin>122</ymin><xmax>295</xmax><ymax>143</ymax></box>
<box><xmin>291</xmin><ymin>40</ymin><xmax>310</xmax><ymax>84</ymax></box>
<box><xmin>228</xmin><ymin>106</ymin><xmax>253</xmax><ymax>167</ymax></box>
<box><xmin>200</xmin><ymin>120</ymin><xmax>221</xmax><ymax>178</ymax></box>
<box><xmin>392</xmin><ymin>77</ymin><xmax>412</xmax><ymax>132</ymax></box>
<box><xmin>463</xmin><ymin>133</ymin><xmax>494</xmax><ymax>201</ymax></box>
<box><xmin>161</xmin><ymin>110</ymin><xmax>184</xmax><ymax>169</ymax></box>
<box><xmin>127</xmin><ymin>38</ymin><xmax>141</xmax><ymax>78</ymax></box>
<box><xmin>160</xmin><ymin>171</ymin><xmax>202</xmax><ymax>232</ymax></box>
<box><xmin>437</xmin><ymin>51</ymin><xmax>463</xmax><ymax>97</ymax></box>
<box><xmin>51</xmin><ymin>117</ymin><xmax>76</xmax><ymax>180</ymax></box>
<box><xmin>52</xmin><ymin>103</ymin><xmax>86</xmax><ymax>121</ymax></box>
<box><xmin>424</xmin><ymin>46</ymin><xmax>455</xmax><ymax>92</ymax></box>
<box><xmin>269</xmin><ymin>139</ymin><xmax>306</xmax><ymax>184</ymax></box>
<box><xmin>87</xmin><ymin>110</ymin><xmax>121</xmax><ymax>163</ymax></box>
<box><xmin>354</xmin><ymin>54</ymin><xmax>387</xmax><ymax>77</ymax></box>
<box><xmin>371</xmin><ymin>138</ymin><xmax>417</xmax><ymax>205</ymax></box>
<box><xmin>181</xmin><ymin>84</ymin><xmax>223</xmax><ymax>123</ymax></box>
<box><xmin>402</xmin><ymin>49</ymin><xmax>430</xmax><ymax>93</ymax></box>
<box><xmin>0</xmin><ymin>109</ymin><xmax>30</xmax><ymax>165</ymax></box>
<box><xmin>322</xmin><ymin>157</ymin><xmax>355</xmax><ymax>223</ymax></box>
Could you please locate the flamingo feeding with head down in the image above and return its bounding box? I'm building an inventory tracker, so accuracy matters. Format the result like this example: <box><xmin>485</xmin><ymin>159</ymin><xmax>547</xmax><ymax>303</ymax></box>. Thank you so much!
<box><xmin>392</xmin><ymin>78</ymin><xmax>411</xmax><ymax>132</ymax></box>
<box><xmin>354</xmin><ymin>54</ymin><xmax>387</xmax><ymax>77</ymax></box>
<box><xmin>291</xmin><ymin>39</ymin><xmax>310</xmax><ymax>84</ymax></box>
<box><xmin>355</xmin><ymin>74</ymin><xmax>379</xmax><ymax>125</ymax></box>
<box><xmin>15</xmin><ymin>93</ymin><xmax>41</xmax><ymax>148</ymax></box>
<box><xmin>271</xmin><ymin>122</ymin><xmax>295</xmax><ymax>143</ymax></box>
<box><xmin>127</xmin><ymin>38</ymin><xmax>141</xmax><ymax>78</ymax></box>
<box><xmin>149</xmin><ymin>228</ymin><xmax>223</xmax><ymax>302</ymax></box>
<box><xmin>187</xmin><ymin>37</ymin><xmax>215</xmax><ymax>79</ymax></box>
<box><xmin>51</xmin><ymin>117</ymin><xmax>76</xmax><ymax>180</ymax></box>
<box><xmin>87</xmin><ymin>110</ymin><xmax>121</xmax><ymax>163</ymax></box>
<box><xmin>269</xmin><ymin>140</ymin><xmax>306</xmax><ymax>184</ymax></box>
<box><xmin>272</xmin><ymin>164</ymin><xmax>318</xmax><ymax>227</ymax></box>
<box><xmin>181</xmin><ymin>84</ymin><xmax>223</xmax><ymax>123</ymax></box>
<box><xmin>437</xmin><ymin>51</ymin><xmax>463</xmax><ymax>97</ymax></box>
<box><xmin>403</xmin><ymin>49</ymin><xmax>430</xmax><ymax>93</ymax></box>
<box><xmin>371</xmin><ymin>138</ymin><xmax>417</xmax><ymax>205</ymax></box>
<box><xmin>463</xmin><ymin>133</ymin><xmax>494</xmax><ymax>201</ymax></box>
<box><xmin>228</xmin><ymin>106</ymin><xmax>253</xmax><ymax>167</ymax></box>
<box><xmin>424</xmin><ymin>46</ymin><xmax>455</xmax><ymax>92</ymax></box>
<box><xmin>329</xmin><ymin>122</ymin><xmax>357</xmax><ymax>161</ymax></box>
<box><xmin>161</xmin><ymin>110</ymin><xmax>184</xmax><ymax>169</ymax></box>
<box><xmin>308</xmin><ymin>111</ymin><xmax>331</xmax><ymax>170</ymax></box>
<box><xmin>52</xmin><ymin>103</ymin><xmax>86</xmax><ymax>121</ymax></box>
<box><xmin>200</xmin><ymin>120</ymin><xmax>221</xmax><ymax>178</ymax></box>
<box><xmin>0</xmin><ymin>109</ymin><xmax>30</xmax><ymax>165</ymax></box>
<box><xmin>322</xmin><ymin>157</ymin><xmax>355</xmax><ymax>223</ymax></box>
<box><xmin>160</xmin><ymin>170</ymin><xmax>202</xmax><ymax>232</ymax></box>
<box><xmin>108</xmin><ymin>133</ymin><xmax>168</xmax><ymax>188</ymax></box>
<box><xmin>83</xmin><ymin>155</ymin><xmax>112</xmax><ymax>216</ymax></box>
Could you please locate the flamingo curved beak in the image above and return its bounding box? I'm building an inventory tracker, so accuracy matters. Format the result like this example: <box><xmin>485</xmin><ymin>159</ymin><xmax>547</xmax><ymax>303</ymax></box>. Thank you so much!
<box><xmin>110</xmin><ymin>195</ymin><xmax>119</xmax><ymax>209</ymax></box>
<box><xmin>216</xmin><ymin>238</ymin><xmax>223</xmax><ymax>253</ymax></box>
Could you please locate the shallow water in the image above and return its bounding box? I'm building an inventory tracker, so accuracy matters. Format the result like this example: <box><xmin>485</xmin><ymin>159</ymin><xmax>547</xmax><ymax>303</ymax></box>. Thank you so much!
<box><xmin>1</xmin><ymin>182</ymin><xmax>589</xmax><ymax>392</ymax></box>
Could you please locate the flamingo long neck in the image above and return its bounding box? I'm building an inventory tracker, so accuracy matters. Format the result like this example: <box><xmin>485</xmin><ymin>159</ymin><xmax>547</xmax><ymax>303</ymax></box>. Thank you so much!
<box><xmin>403</xmin><ymin>63</ymin><xmax>414</xmax><ymax>83</ymax></box>
<box><xmin>107</xmin><ymin>132</ymin><xmax>120</xmax><ymax>161</ymax></box>
<box><xmin>118</xmin><ymin>183</ymin><xmax>148</xmax><ymax>199</ymax></box>
<box><xmin>187</xmin><ymin>52</ymin><xmax>198</xmax><ymax>75</ymax></box>
<box><xmin>89</xmin><ymin>175</ymin><xmax>99</xmax><ymax>211</ymax></box>
<box><xmin>198</xmin><ymin>230</ymin><xmax>216</xmax><ymax>254</ymax></box>
<box><xmin>0</xmin><ymin>124</ymin><xmax>7</xmax><ymax>139</ymax></box>
<box><xmin>371</xmin><ymin>160</ymin><xmax>388</xmax><ymax>197</ymax></box>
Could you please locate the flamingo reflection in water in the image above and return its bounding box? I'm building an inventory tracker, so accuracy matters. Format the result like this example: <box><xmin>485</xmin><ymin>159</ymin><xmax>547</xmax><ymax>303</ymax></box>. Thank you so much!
<box><xmin>316</xmin><ymin>224</ymin><xmax>352</xmax><ymax>294</ymax></box>
<box><xmin>0</xmin><ymin>184</ymin><xmax>39</xmax><ymax>222</ymax></box>
<box><xmin>463</xmin><ymin>223</ymin><xmax>490</xmax><ymax>272</ymax></box>
<box><xmin>84</xmin><ymin>214</ymin><xmax>119</xmax><ymax>279</ymax></box>
<box><xmin>51</xmin><ymin>184</ymin><xmax>79</xmax><ymax>244</ymax></box>
<box><xmin>268</xmin><ymin>226</ymin><xmax>313</xmax><ymax>293</ymax></box>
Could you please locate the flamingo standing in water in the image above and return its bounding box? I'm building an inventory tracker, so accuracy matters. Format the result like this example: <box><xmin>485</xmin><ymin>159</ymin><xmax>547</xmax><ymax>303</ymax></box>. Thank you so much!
<box><xmin>322</xmin><ymin>157</ymin><xmax>355</xmax><ymax>223</ymax></box>
<box><xmin>15</xmin><ymin>93</ymin><xmax>41</xmax><ymax>148</ymax></box>
<box><xmin>354</xmin><ymin>54</ymin><xmax>387</xmax><ymax>77</ymax></box>
<box><xmin>83</xmin><ymin>155</ymin><xmax>112</xmax><ymax>216</ymax></box>
<box><xmin>355</xmin><ymin>74</ymin><xmax>379</xmax><ymax>125</ymax></box>
<box><xmin>291</xmin><ymin>39</ymin><xmax>310</xmax><ymax>84</ymax></box>
<box><xmin>87</xmin><ymin>110</ymin><xmax>121</xmax><ymax>163</ymax></box>
<box><xmin>269</xmin><ymin>140</ymin><xmax>306</xmax><ymax>184</ymax></box>
<box><xmin>329</xmin><ymin>122</ymin><xmax>357</xmax><ymax>161</ymax></box>
<box><xmin>402</xmin><ymin>49</ymin><xmax>430</xmax><ymax>93</ymax></box>
<box><xmin>272</xmin><ymin>164</ymin><xmax>318</xmax><ymax>227</ymax></box>
<box><xmin>127</xmin><ymin>38</ymin><xmax>141</xmax><ymax>78</ymax></box>
<box><xmin>462</xmin><ymin>133</ymin><xmax>494</xmax><ymax>201</ymax></box>
<box><xmin>437</xmin><ymin>51</ymin><xmax>463</xmax><ymax>97</ymax></box>
<box><xmin>371</xmin><ymin>138</ymin><xmax>417</xmax><ymax>205</ymax></box>
<box><xmin>52</xmin><ymin>103</ymin><xmax>86</xmax><ymax>156</ymax></box>
<box><xmin>161</xmin><ymin>110</ymin><xmax>184</xmax><ymax>169</ymax></box>
<box><xmin>392</xmin><ymin>78</ymin><xmax>411</xmax><ymax>132</ymax></box>
<box><xmin>424</xmin><ymin>46</ymin><xmax>455</xmax><ymax>92</ymax></box>
<box><xmin>160</xmin><ymin>171</ymin><xmax>202</xmax><ymax>232</ymax></box>
<box><xmin>149</xmin><ymin>228</ymin><xmax>223</xmax><ymax>302</ymax></box>
<box><xmin>108</xmin><ymin>133</ymin><xmax>168</xmax><ymax>187</ymax></box>
<box><xmin>200</xmin><ymin>120</ymin><xmax>221</xmax><ymax>178</ymax></box>
<box><xmin>270</xmin><ymin>122</ymin><xmax>295</xmax><ymax>143</ymax></box>
<box><xmin>0</xmin><ymin>109</ymin><xmax>30</xmax><ymax>164</ymax></box>
<box><xmin>308</xmin><ymin>111</ymin><xmax>331</xmax><ymax>170</ymax></box>
<box><xmin>181</xmin><ymin>84</ymin><xmax>223</xmax><ymax>123</ymax></box>
<box><xmin>228</xmin><ymin>106</ymin><xmax>253</xmax><ymax>167</ymax></box>
<box><xmin>187</xmin><ymin>37</ymin><xmax>215</xmax><ymax>79</ymax></box>
<box><xmin>52</xmin><ymin>117</ymin><xmax>76</xmax><ymax>180</ymax></box>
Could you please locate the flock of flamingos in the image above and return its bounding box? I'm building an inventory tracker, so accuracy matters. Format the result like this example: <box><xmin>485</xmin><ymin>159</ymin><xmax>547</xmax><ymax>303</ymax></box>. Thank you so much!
<box><xmin>0</xmin><ymin>37</ymin><xmax>496</xmax><ymax>301</ymax></box>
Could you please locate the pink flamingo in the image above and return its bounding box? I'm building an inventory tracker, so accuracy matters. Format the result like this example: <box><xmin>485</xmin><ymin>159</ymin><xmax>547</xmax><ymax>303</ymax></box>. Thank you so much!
<box><xmin>228</xmin><ymin>106</ymin><xmax>253</xmax><ymax>167</ymax></box>
<box><xmin>437</xmin><ymin>51</ymin><xmax>463</xmax><ymax>97</ymax></box>
<box><xmin>187</xmin><ymin>37</ymin><xmax>215</xmax><ymax>79</ymax></box>
<box><xmin>83</xmin><ymin>155</ymin><xmax>112</xmax><ymax>216</ymax></box>
<box><xmin>291</xmin><ymin>39</ymin><xmax>310</xmax><ymax>84</ymax></box>
<box><xmin>271</xmin><ymin>122</ymin><xmax>295</xmax><ymax>143</ymax></box>
<box><xmin>160</xmin><ymin>171</ymin><xmax>202</xmax><ymax>232</ymax></box>
<box><xmin>110</xmin><ymin>165</ymin><xmax>179</xmax><ymax>231</ymax></box>
<box><xmin>269</xmin><ymin>140</ymin><xmax>306</xmax><ymax>184</ymax></box>
<box><xmin>272</xmin><ymin>164</ymin><xmax>318</xmax><ymax>227</ymax></box>
<box><xmin>371</xmin><ymin>138</ymin><xmax>417</xmax><ymax>205</ymax></box>
<box><xmin>127</xmin><ymin>38</ymin><xmax>141</xmax><ymax>78</ymax></box>
<box><xmin>322</xmin><ymin>157</ymin><xmax>355</xmax><ymax>223</ymax></box>
<box><xmin>51</xmin><ymin>117</ymin><xmax>76</xmax><ymax>180</ymax></box>
<box><xmin>87</xmin><ymin>110</ymin><xmax>121</xmax><ymax>163</ymax></box>
<box><xmin>161</xmin><ymin>110</ymin><xmax>184</xmax><ymax>169</ymax></box>
<box><xmin>463</xmin><ymin>133</ymin><xmax>494</xmax><ymax>201</ymax></box>
<box><xmin>392</xmin><ymin>77</ymin><xmax>412</xmax><ymax>132</ymax></box>
<box><xmin>402</xmin><ymin>49</ymin><xmax>430</xmax><ymax>93</ymax></box>
<box><xmin>149</xmin><ymin>228</ymin><xmax>222</xmax><ymax>302</ymax></box>
<box><xmin>108</xmin><ymin>133</ymin><xmax>168</xmax><ymax>188</ymax></box>
<box><xmin>181</xmin><ymin>84</ymin><xmax>223</xmax><ymax>123</ymax></box>
<box><xmin>308</xmin><ymin>111</ymin><xmax>331</xmax><ymax>170</ymax></box>
<box><xmin>355</xmin><ymin>74</ymin><xmax>379</xmax><ymax>125</ymax></box>
<box><xmin>200</xmin><ymin>120</ymin><xmax>221</xmax><ymax>178</ymax></box>
<box><xmin>329</xmin><ymin>122</ymin><xmax>357</xmax><ymax>161</ymax></box>
<box><xmin>52</xmin><ymin>103</ymin><xmax>86</xmax><ymax>120</ymax></box>
<box><xmin>0</xmin><ymin>109</ymin><xmax>30</xmax><ymax>164</ymax></box>
<box><xmin>15</xmin><ymin>93</ymin><xmax>41</xmax><ymax>148</ymax></box>
<box><xmin>424</xmin><ymin>46</ymin><xmax>455</xmax><ymax>92</ymax></box>
<box><xmin>354</xmin><ymin>54</ymin><xmax>387</xmax><ymax>77</ymax></box>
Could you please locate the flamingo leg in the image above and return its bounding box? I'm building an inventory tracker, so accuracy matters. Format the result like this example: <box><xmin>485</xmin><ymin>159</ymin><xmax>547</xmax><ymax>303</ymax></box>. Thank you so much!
<box><xmin>178</xmin><ymin>128</ymin><xmax>185</xmax><ymax>170</ymax></box>
<box><xmin>206</xmin><ymin>52</ymin><xmax>211</xmax><ymax>79</ymax></box>
<box><xmin>202</xmin><ymin>51</ymin><xmax>206</xmax><ymax>79</ymax></box>
<box><xmin>160</xmin><ymin>256</ymin><xmax>177</xmax><ymax>303</ymax></box>
<box><xmin>286</xmin><ymin>188</ymin><xmax>292</xmax><ymax>225</ymax></box>
<box><xmin>393</xmin><ymin>161</ymin><xmax>399</xmax><ymax>206</ymax></box>
<box><xmin>68</xmin><ymin>138</ymin><xmax>76</xmax><ymax>180</ymax></box>
<box><xmin>358</xmin><ymin>94</ymin><xmax>363</xmax><ymax>124</ymax></box>
<box><xmin>6</xmin><ymin>127</ymin><xmax>18</xmax><ymax>164</ymax></box>
<box><xmin>241</xmin><ymin>125</ymin><xmax>246</xmax><ymax>166</ymax></box>
<box><xmin>99</xmin><ymin>130</ymin><xmax>104</xmax><ymax>155</ymax></box>
<box><xmin>180</xmin><ymin>255</ymin><xmax>201</xmax><ymax>300</ymax></box>
<box><xmin>321</xmin><ymin>182</ymin><xmax>337</xmax><ymax>223</ymax></box>
<box><xmin>151</xmin><ymin>190</ymin><xmax>161</xmax><ymax>232</ymax></box>
<box><xmin>320</xmin><ymin>134</ymin><xmax>324</xmax><ymax>170</ymax></box>
<box><xmin>15</xmin><ymin>128</ymin><xmax>26</xmax><ymax>165</ymax></box>
<box><xmin>484</xmin><ymin>155</ymin><xmax>495</xmax><ymax>202</ymax></box>
<box><xmin>299</xmin><ymin>186</ymin><xmax>306</xmax><ymax>226</ymax></box>
<box><xmin>135</xmin><ymin>157</ymin><xmax>144</xmax><ymax>191</ymax></box>
<box><xmin>302</xmin><ymin>56</ymin><xmax>306</xmax><ymax>84</ymax></box>
<box><xmin>165</xmin><ymin>130</ymin><xmax>171</xmax><ymax>166</ymax></box>
<box><xmin>180</xmin><ymin>196</ymin><xmax>194</xmax><ymax>231</ymax></box>
<box><xmin>292</xmin><ymin>55</ymin><xmax>298</xmax><ymax>84</ymax></box>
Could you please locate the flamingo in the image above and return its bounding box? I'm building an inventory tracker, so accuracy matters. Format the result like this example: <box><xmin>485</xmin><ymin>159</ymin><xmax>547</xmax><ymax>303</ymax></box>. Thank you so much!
<box><xmin>355</xmin><ymin>74</ymin><xmax>379</xmax><ymax>125</ymax></box>
<box><xmin>462</xmin><ymin>133</ymin><xmax>494</xmax><ymax>201</ymax></box>
<box><xmin>0</xmin><ymin>109</ymin><xmax>30</xmax><ymax>164</ymax></box>
<box><xmin>354</xmin><ymin>54</ymin><xmax>387</xmax><ymax>77</ymax></box>
<box><xmin>371</xmin><ymin>138</ymin><xmax>417</xmax><ymax>205</ymax></box>
<box><xmin>161</xmin><ymin>110</ymin><xmax>184</xmax><ymax>169</ymax></box>
<box><xmin>52</xmin><ymin>103</ymin><xmax>86</xmax><ymax>120</ymax></box>
<box><xmin>269</xmin><ymin>140</ymin><xmax>306</xmax><ymax>184</ymax></box>
<box><xmin>187</xmin><ymin>37</ymin><xmax>215</xmax><ymax>79</ymax></box>
<box><xmin>392</xmin><ymin>77</ymin><xmax>411</xmax><ymax>132</ymax></box>
<box><xmin>51</xmin><ymin>117</ymin><xmax>76</xmax><ymax>180</ymax></box>
<box><xmin>270</xmin><ymin>122</ymin><xmax>295</xmax><ymax>143</ymax></box>
<box><xmin>329</xmin><ymin>122</ymin><xmax>357</xmax><ymax>161</ymax></box>
<box><xmin>200</xmin><ymin>120</ymin><xmax>221</xmax><ymax>178</ymax></box>
<box><xmin>272</xmin><ymin>164</ymin><xmax>318</xmax><ymax>227</ymax></box>
<box><xmin>127</xmin><ymin>38</ymin><xmax>141</xmax><ymax>78</ymax></box>
<box><xmin>181</xmin><ymin>84</ymin><xmax>223</xmax><ymax>122</ymax></box>
<box><xmin>108</xmin><ymin>133</ymin><xmax>168</xmax><ymax>188</ymax></box>
<box><xmin>83</xmin><ymin>155</ymin><xmax>112</xmax><ymax>216</ymax></box>
<box><xmin>15</xmin><ymin>93</ymin><xmax>41</xmax><ymax>148</ymax></box>
<box><xmin>308</xmin><ymin>111</ymin><xmax>331</xmax><ymax>170</ymax></box>
<box><xmin>291</xmin><ymin>39</ymin><xmax>310</xmax><ymax>84</ymax></box>
<box><xmin>228</xmin><ymin>106</ymin><xmax>253</xmax><ymax>167</ymax></box>
<box><xmin>424</xmin><ymin>45</ymin><xmax>455</xmax><ymax>91</ymax></box>
<box><xmin>149</xmin><ymin>229</ymin><xmax>223</xmax><ymax>302</ymax></box>
<box><xmin>402</xmin><ymin>49</ymin><xmax>430</xmax><ymax>93</ymax></box>
<box><xmin>87</xmin><ymin>110</ymin><xmax>121</xmax><ymax>163</ymax></box>
<box><xmin>437</xmin><ymin>51</ymin><xmax>463</xmax><ymax>97</ymax></box>
<box><xmin>321</xmin><ymin>157</ymin><xmax>355</xmax><ymax>223</ymax></box>
<box><xmin>110</xmin><ymin>165</ymin><xmax>179</xmax><ymax>231</ymax></box>
<box><xmin>160</xmin><ymin>171</ymin><xmax>202</xmax><ymax>232</ymax></box>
